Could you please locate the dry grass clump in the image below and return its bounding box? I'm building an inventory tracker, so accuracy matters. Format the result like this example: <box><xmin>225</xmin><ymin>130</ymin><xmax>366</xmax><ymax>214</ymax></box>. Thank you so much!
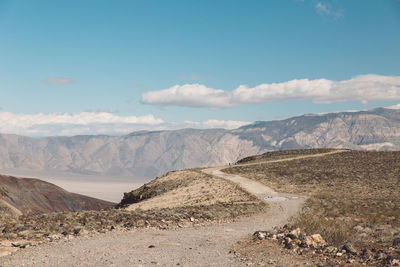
<box><xmin>225</xmin><ymin>150</ymin><xmax>400</xmax><ymax>249</ymax></box>
<box><xmin>291</xmin><ymin>200</ymin><xmax>355</xmax><ymax>246</ymax></box>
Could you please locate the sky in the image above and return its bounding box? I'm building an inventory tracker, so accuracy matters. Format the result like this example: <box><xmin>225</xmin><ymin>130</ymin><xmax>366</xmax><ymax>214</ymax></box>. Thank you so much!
<box><xmin>0</xmin><ymin>0</ymin><xmax>399</xmax><ymax>136</ymax></box>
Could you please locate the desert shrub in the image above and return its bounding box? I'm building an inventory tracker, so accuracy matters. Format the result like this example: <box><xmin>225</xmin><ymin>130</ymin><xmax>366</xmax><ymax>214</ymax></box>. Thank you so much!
<box><xmin>292</xmin><ymin>208</ymin><xmax>354</xmax><ymax>246</ymax></box>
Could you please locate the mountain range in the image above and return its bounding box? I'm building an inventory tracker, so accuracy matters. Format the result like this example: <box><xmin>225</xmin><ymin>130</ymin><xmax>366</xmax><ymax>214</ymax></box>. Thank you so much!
<box><xmin>0</xmin><ymin>107</ymin><xmax>398</xmax><ymax>180</ymax></box>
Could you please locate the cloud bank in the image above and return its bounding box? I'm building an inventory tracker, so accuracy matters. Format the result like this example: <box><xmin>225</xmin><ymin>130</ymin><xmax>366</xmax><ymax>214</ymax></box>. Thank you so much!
<box><xmin>141</xmin><ymin>74</ymin><xmax>400</xmax><ymax>108</ymax></box>
<box><xmin>0</xmin><ymin>112</ymin><xmax>163</xmax><ymax>136</ymax></box>
<box><xmin>0</xmin><ymin>112</ymin><xmax>248</xmax><ymax>136</ymax></box>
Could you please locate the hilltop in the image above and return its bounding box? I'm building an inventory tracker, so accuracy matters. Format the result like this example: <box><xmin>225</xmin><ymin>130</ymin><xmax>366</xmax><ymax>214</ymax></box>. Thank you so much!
<box><xmin>0</xmin><ymin>174</ymin><xmax>114</xmax><ymax>217</ymax></box>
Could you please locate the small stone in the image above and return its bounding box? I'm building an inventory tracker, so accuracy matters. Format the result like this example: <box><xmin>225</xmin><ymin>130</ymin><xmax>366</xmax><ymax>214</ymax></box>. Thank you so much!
<box><xmin>48</xmin><ymin>234</ymin><xmax>62</xmax><ymax>241</ymax></box>
<box><xmin>393</xmin><ymin>238</ymin><xmax>400</xmax><ymax>248</ymax></box>
<box><xmin>253</xmin><ymin>231</ymin><xmax>267</xmax><ymax>240</ymax></box>
<box><xmin>305</xmin><ymin>234</ymin><xmax>326</xmax><ymax>248</ymax></box>
<box><xmin>287</xmin><ymin>228</ymin><xmax>301</xmax><ymax>239</ymax></box>
<box><xmin>78</xmin><ymin>229</ymin><xmax>89</xmax><ymax>236</ymax></box>
<box><xmin>325</xmin><ymin>246</ymin><xmax>337</xmax><ymax>254</ymax></box>
<box><xmin>73</xmin><ymin>227</ymin><xmax>82</xmax><ymax>235</ymax></box>
<box><xmin>391</xmin><ymin>259</ymin><xmax>400</xmax><ymax>266</ymax></box>
<box><xmin>284</xmin><ymin>237</ymin><xmax>294</xmax><ymax>249</ymax></box>
<box><xmin>190</xmin><ymin>217</ymin><xmax>195</xmax><ymax>222</ymax></box>
<box><xmin>276</xmin><ymin>233</ymin><xmax>285</xmax><ymax>239</ymax></box>
<box><xmin>11</xmin><ymin>242</ymin><xmax>21</xmax><ymax>247</ymax></box>
<box><xmin>11</xmin><ymin>241</ymin><xmax>30</xmax><ymax>248</ymax></box>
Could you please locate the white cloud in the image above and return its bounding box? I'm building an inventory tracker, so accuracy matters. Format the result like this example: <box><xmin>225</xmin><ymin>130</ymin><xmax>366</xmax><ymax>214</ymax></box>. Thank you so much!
<box><xmin>0</xmin><ymin>112</ymin><xmax>250</xmax><ymax>136</ymax></box>
<box><xmin>45</xmin><ymin>76</ymin><xmax>74</xmax><ymax>86</ymax></box>
<box><xmin>141</xmin><ymin>84</ymin><xmax>232</xmax><ymax>108</ymax></box>
<box><xmin>0</xmin><ymin>112</ymin><xmax>164</xmax><ymax>136</ymax></box>
<box><xmin>314</xmin><ymin>1</ymin><xmax>344</xmax><ymax>19</ymax></box>
<box><xmin>183</xmin><ymin>119</ymin><xmax>250</xmax><ymax>129</ymax></box>
<box><xmin>387</xmin><ymin>104</ymin><xmax>400</xmax><ymax>109</ymax></box>
<box><xmin>315</xmin><ymin>2</ymin><xmax>330</xmax><ymax>15</ymax></box>
<box><xmin>141</xmin><ymin>74</ymin><xmax>400</xmax><ymax>108</ymax></box>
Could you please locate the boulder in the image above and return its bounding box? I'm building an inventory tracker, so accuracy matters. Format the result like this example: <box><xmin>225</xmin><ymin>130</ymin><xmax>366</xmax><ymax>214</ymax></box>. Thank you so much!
<box><xmin>287</xmin><ymin>228</ymin><xmax>301</xmax><ymax>239</ymax></box>
<box><xmin>305</xmin><ymin>234</ymin><xmax>326</xmax><ymax>248</ymax></box>
<box><xmin>253</xmin><ymin>231</ymin><xmax>267</xmax><ymax>240</ymax></box>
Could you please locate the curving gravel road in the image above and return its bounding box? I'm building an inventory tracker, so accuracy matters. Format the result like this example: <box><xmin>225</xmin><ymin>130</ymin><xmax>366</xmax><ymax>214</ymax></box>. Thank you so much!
<box><xmin>0</xmin><ymin>151</ymin><xmax>345</xmax><ymax>266</ymax></box>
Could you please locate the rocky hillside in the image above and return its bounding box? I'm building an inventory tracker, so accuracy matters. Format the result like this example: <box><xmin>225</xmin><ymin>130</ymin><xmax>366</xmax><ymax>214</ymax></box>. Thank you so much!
<box><xmin>0</xmin><ymin>174</ymin><xmax>114</xmax><ymax>216</ymax></box>
<box><xmin>0</xmin><ymin>107</ymin><xmax>398</xmax><ymax>179</ymax></box>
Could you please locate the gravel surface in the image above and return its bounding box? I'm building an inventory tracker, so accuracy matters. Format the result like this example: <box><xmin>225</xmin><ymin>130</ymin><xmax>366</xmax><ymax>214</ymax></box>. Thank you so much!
<box><xmin>0</xmin><ymin>152</ymin><xmax>338</xmax><ymax>267</ymax></box>
<box><xmin>0</xmin><ymin>199</ymin><xmax>304</xmax><ymax>267</ymax></box>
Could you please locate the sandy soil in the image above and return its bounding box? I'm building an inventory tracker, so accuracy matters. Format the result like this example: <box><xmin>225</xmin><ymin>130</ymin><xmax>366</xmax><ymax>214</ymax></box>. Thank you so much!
<box><xmin>126</xmin><ymin>170</ymin><xmax>256</xmax><ymax>211</ymax></box>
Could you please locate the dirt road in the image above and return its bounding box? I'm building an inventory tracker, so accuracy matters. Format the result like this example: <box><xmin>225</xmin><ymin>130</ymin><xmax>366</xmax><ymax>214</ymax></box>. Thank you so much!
<box><xmin>0</xmin><ymin>151</ymin><xmax>345</xmax><ymax>266</ymax></box>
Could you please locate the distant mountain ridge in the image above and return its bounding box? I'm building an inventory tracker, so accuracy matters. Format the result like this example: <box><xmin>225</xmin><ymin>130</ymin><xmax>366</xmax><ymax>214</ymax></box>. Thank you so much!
<box><xmin>0</xmin><ymin>107</ymin><xmax>398</xmax><ymax>180</ymax></box>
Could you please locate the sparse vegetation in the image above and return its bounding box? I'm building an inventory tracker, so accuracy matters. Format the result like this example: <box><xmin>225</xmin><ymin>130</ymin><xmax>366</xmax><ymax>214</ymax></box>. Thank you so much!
<box><xmin>0</xmin><ymin>201</ymin><xmax>266</xmax><ymax>242</ymax></box>
<box><xmin>235</xmin><ymin>148</ymin><xmax>337</xmax><ymax>164</ymax></box>
<box><xmin>225</xmin><ymin>149</ymin><xmax>400</xmax><ymax>265</ymax></box>
<box><xmin>119</xmin><ymin>169</ymin><xmax>265</xmax><ymax>212</ymax></box>
<box><xmin>0</xmin><ymin>168</ymin><xmax>266</xmax><ymax>245</ymax></box>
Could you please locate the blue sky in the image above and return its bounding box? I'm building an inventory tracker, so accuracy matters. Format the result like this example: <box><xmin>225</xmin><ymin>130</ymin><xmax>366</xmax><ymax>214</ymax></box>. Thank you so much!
<box><xmin>0</xmin><ymin>0</ymin><xmax>399</xmax><ymax>136</ymax></box>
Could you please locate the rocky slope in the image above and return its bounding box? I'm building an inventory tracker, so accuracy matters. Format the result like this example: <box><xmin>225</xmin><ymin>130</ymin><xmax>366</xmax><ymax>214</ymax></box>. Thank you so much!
<box><xmin>0</xmin><ymin>107</ymin><xmax>398</xmax><ymax>179</ymax></box>
<box><xmin>0</xmin><ymin>174</ymin><xmax>114</xmax><ymax>216</ymax></box>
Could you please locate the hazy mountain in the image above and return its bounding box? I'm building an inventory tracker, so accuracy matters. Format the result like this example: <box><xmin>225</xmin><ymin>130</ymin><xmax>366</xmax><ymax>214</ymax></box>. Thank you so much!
<box><xmin>0</xmin><ymin>107</ymin><xmax>398</xmax><ymax>180</ymax></box>
<box><xmin>0</xmin><ymin>174</ymin><xmax>114</xmax><ymax>216</ymax></box>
